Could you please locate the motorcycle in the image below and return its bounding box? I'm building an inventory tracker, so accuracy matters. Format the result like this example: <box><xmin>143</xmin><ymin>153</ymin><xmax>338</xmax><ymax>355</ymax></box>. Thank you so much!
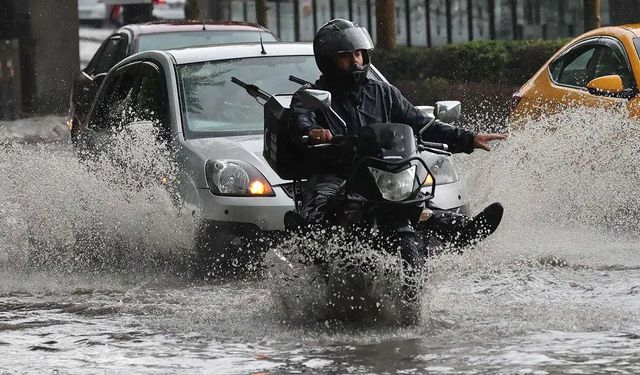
<box><xmin>232</xmin><ymin>77</ymin><xmax>476</xmax><ymax>325</ymax></box>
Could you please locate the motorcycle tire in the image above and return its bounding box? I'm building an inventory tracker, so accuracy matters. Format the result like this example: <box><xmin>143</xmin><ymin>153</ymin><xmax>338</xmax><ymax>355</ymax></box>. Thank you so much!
<box><xmin>396</xmin><ymin>232</ymin><xmax>424</xmax><ymax>326</ymax></box>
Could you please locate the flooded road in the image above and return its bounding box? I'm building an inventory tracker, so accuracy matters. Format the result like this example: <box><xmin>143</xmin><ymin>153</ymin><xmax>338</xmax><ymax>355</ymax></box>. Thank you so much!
<box><xmin>1</xmin><ymin>112</ymin><xmax>639</xmax><ymax>373</ymax></box>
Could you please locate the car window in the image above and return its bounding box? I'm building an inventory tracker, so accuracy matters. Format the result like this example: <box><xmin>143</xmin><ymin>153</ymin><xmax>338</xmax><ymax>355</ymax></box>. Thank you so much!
<box><xmin>133</xmin><ymin>62</ymin><xmax>171</xmax><ymax>141</ymax></box>
<box><xmin>88</xmin><ymin>63</ymin><xmax>139</xmax><ymax>131</ymax></box>
<box><xmin>554</xmin><ymin>46</ymin><xmax>597</xmax><ymax>88</ymax></box>
<box><xmin>177</xmin><ymin>55</ymin><xmax>381</xmax><ymax>138</ymax></box>
<box><xmin>137</xmin><ymin>30</ymin><xmax>278</xmax><ymax>51</ymax></box>
<box><xmin>92</xmin><ymin>36</ymin><xmax>128</xmax><ymax>75</ymax></box>
<box><xmin>592</xmin><ymin>42</ymin><xmax>636</xmax><ymax>90</ymax></box>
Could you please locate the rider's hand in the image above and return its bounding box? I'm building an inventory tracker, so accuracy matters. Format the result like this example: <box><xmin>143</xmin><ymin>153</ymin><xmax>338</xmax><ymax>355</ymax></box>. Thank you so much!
<box><xmin>309</xmin><ymin>129</ymin><xmax>333</xmax><ymax>144</ymax></box>
<box><xmin>473</xmin><ymin>133</ymin><xmax>507</xmax><ymax>151</ymax></box>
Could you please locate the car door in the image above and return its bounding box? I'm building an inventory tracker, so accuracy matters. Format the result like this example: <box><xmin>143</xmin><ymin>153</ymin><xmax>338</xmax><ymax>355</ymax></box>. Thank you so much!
<box><xmin>545</xmin><ymin>37</ymin><xmax>635</xmax><ymax>114</ymax></box>
<box><xmin>630</xmin><ymin>37</ymin><xmax>640</xmax><ymax>118</ymax></box>
<box><xmin>72</xmin><ymin>33</ymin><xmax>129</xmax><ymax>136</ymax></box>
<box><xmin>130</xmin><ymin>61</ymin><xmax>172</xmax><ymax>144</ymax></box>
<box><xmin>81</xmin><ymin>60</ymin><xmax>176</xmax><ymax>183</ymax></box>
<box><xmin>80</xmin><ymin>61</ymin><xmax>141</xmax><ymax>154</ymax></box>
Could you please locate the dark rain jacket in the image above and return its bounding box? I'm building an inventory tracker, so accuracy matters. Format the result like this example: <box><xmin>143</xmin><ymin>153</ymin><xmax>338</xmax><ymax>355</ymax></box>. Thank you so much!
<box><xmin>291</xmin><ymin>76</ymin><xmax>477</xmax><ymax>154</ymax></box>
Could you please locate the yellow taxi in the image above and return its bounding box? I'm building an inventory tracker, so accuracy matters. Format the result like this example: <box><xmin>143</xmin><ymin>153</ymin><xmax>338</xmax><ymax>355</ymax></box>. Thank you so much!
<box><xmin>510</xmin><ymin>24</ymin><xmax>640</xmax><ymax>124</ymax></box>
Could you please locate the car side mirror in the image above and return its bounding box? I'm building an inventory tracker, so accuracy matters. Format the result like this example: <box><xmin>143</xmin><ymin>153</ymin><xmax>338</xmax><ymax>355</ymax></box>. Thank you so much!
<box><xmin>126</xmin><ymin>120</ymin><xmax>156</xmax><ymax>133</ymax></box>
<box><xmin>435</xmin><ymin>101</ymin><xmax>461</xmax><ymax>123</ymax></box>
<box><xmin>587</xmin><ymin>75</ymin><xmax>624</xmax><ymax>96</ymax></box>
<box><xmin>300</xmin><ymin>89</ymin><xmax>332</xmax><ymax>110</ymax></box>
<box><xmin>92</xmin><ymin>73</ymin><xmax>108</xmax><ymax>89</ymax></box>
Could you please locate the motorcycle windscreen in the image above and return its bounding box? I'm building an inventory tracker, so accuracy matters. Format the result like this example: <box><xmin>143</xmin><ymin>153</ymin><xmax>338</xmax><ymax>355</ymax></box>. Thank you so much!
<box><xmin>356</xmin><ymin>123</ymin><xmax>417</xmax><ymax>159</ymax></box>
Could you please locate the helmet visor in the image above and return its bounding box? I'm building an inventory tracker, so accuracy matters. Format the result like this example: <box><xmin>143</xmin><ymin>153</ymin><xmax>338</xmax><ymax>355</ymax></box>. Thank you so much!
<box><xmin>317</xmin><ymin>26</ymin><xmax>375</xmax><ymax>56</ymax></box>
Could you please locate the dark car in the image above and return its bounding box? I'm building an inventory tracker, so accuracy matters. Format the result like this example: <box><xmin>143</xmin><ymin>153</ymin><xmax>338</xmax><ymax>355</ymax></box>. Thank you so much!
<box><xmin>68</xmin><ymin>20</ymin><xmax>278</xmax><ymax>139</ymax></box>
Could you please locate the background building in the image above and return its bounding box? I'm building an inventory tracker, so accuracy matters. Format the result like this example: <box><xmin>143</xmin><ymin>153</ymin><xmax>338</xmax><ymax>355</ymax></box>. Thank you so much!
<box><xmin>204</xmin><ymin>0</ymin><xmax>638</xmax><ymax>46</ymax></box>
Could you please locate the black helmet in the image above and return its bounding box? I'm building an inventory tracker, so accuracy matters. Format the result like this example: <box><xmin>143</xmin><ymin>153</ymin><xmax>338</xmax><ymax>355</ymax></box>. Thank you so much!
<box><xmin>313</xmin><ymin>19</ymin><xmax>374</xmax><ymax>87</ymax></box>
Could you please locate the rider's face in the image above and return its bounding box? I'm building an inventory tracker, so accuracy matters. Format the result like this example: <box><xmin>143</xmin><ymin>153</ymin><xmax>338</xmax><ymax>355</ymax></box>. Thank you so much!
<box><xmin>332</xmin><ymin>49</ymin><xmax>364</xmax><ymax>71</ymax></box>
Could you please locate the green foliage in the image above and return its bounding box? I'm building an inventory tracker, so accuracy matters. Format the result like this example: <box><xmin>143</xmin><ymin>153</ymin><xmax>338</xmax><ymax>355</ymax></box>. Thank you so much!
<box><xmin>372</xmin><ymin>39</ymin><xmax>570</xmax><ymax>128</ymax></box>
<box><xmin>373</xmin><ymin>38</ymin><xmax>570</xmax><ymax>86</ymax></box>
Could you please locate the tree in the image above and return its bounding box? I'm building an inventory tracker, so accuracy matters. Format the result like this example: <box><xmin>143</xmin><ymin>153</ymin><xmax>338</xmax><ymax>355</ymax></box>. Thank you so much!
<box><xmin>583</xmin><ymin>0</ymin><xmax>601</xmax><ymax>31</ymax></box>
<box><xmin>376</xmin><ymin>0</ymin><xmax>396</xmax><ymax>50</ymax></box>
<box><xmin>122</xmin><ymin>4</ymin><xmax>153</xmax><ymax>25</ymax></box>
<box><xmin>184</xmin><ymin>0</ymin><xmax>200</xmax><ymax>20</ymax></box>
<box><xmin>256</xmin><ymin>0</ymin><xmax>268</xmax><ymax>28</ymax></box>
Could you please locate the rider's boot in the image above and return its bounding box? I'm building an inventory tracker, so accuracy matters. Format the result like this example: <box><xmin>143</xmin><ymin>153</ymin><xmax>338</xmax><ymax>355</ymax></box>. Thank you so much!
<box><xmin>421</xmin><ymin>202</ymin><xmax>504</xmax><ymax>250</ymax></box>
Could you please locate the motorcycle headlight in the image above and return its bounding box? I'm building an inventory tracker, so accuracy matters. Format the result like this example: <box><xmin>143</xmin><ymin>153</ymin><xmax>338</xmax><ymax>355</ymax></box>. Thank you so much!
<box><xmin>423</xmin><ymin>155</ymin><xmax>458</xmax><ymax>186</ymax></box>
<box><xmin>368</xmin><ymin>165</ymin><xmax>417</xmax><ymax>202</ymax></box>
<box><xmin>205</xmin><ymin>160</ymin><xmax>274</xmax><ymax>196</ymax></box>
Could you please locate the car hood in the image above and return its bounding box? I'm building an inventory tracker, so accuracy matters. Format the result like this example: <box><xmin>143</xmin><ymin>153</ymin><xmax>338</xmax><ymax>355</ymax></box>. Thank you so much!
<box><xmin>185</xmin><ymin>134</ymin><xmax>288</xmax><ymax>186</ymax></box>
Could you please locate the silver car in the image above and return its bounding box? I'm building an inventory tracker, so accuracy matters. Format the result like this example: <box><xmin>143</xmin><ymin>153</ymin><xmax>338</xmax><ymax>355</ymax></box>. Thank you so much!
<box><xmin>77</xmin><ymin>43</ymin><xmax>470</xmax><ymax>272</ymax></box>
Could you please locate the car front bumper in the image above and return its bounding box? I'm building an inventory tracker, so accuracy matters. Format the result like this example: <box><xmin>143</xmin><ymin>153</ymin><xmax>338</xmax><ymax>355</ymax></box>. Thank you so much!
<box><xmin>423</xmin><ymin>178</ymin><xmax>471</xmax><ymax>212</ymax></box>
<box><xmin>196</xmin><ymin>186</ymin><xmax>293</xmax><ymax>231</ymax></box>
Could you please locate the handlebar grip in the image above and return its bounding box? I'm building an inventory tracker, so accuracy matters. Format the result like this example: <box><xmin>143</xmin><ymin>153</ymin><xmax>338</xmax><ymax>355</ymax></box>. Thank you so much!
<box><xmin>289</xmin><ymin>75</ymin><xmax>311</xmax><ymax>86</ymax></box>
<box><xmin>300</xmin><ymin>135</ymin><xmax>344</xmax><ymax>148</ymax></box>
<box><xmin>421</xmin><ymin>142</ymin><xmax>448</xmax><ymax>151</ymax></box>
<box><xmin>230</xmin><ymin>76</ymin><xmax>244</xmax><ymax>87</ymax></box>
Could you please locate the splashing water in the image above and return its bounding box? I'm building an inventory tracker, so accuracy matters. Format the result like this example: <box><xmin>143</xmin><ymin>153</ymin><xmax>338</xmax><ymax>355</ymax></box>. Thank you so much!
<box><xmin>0</xmin><ymin>118</ymin><xmax>196</xmax><ymax>276</ymax></box>
<box><xmin>264</xmin><ymin>227</ymin><xmax>409</xmax><ymax>326</ymax></box>
<box><xmin>1</xmin><ymin>110</ymin><xmax>639</xmax><ymax>373</ymax></box>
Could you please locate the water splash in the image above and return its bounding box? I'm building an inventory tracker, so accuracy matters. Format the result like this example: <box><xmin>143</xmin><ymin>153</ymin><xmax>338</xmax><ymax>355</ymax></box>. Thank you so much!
<box><xmin>264</xmin><ymin>107</ymin><xmax>640</xmax><ymax>331</ymax></box>
<box><xmin>265</xmin><ymin>227</ymin><xmax>423</xmax><ymax>326</ymax></box>
<box><xmin>0</xmin><ymin>118</ymin><xmax>196</xmax><ymax>277</ymax></box>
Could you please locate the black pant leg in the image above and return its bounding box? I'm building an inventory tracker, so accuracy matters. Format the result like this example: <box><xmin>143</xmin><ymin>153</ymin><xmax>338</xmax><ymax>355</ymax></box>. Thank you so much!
<box><xmin>300</xmin><ymin>174</ymin><xmax>344</xmax><ymax>224</ymax></box>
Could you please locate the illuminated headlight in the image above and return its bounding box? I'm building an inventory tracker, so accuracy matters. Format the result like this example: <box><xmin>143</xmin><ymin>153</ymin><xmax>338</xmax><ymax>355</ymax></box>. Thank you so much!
<box><xmin>424</xmin><ymin>156</ymin><xmax>458</xmax><ymax>186</ymax></box>
<box><xmin>368</xmin><ymin>165</ymin><xmax>417</xmax><ymax>201</ymax></box>
<box><xmin>205</xmin><ymin>160</ymin><xmax>274</xmax><ymax>196</ymax></box>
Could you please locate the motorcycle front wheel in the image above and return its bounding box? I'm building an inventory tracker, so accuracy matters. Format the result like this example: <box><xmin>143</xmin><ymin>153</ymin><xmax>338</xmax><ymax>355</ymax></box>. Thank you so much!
<box><xmin>395</xmin><ymin>232</ymin><xmax>425</xmax><ymax>325</ymax></box>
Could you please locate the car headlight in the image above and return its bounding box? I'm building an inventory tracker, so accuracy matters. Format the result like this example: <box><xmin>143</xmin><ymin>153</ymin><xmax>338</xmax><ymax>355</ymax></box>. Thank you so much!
<box><xmin>205</xmin><ymin>160</ymin><xmax>274</xmax><ymax>197</ymax></box>
<box><xmin>423</xmin><ymin>155</ymin><xmax>458</xmax><ymax>186</ymax></box>
<box><xmin>368</xmin><ymin>165</ymin><xmax>417</xmax><ymax>202</ymax></box>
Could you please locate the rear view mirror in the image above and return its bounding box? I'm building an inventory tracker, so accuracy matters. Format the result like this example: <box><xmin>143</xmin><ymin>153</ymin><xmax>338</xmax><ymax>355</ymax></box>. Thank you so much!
<box><xmin>435</xmin><ymin>101</ymin><xmax>461</xmax><ymax>123</ymax></box>
<box><xmin>416</xmin><ymin>105</ymin><xmax>435</xmax><ymax>118</ymax></box>
<box><xmin>587</xmin><ymin>75</ymin><xmax>624</xmax><ymax>95</ymax></box>
<box><xmin>300</xmin><ymin>89</ymin><xmax>332</xmax><ymax>110</ymax></box>
<box><xmin>299</xmin><ymin>89</ymin><xmax>347</xmax><ymax>129</ymax></box>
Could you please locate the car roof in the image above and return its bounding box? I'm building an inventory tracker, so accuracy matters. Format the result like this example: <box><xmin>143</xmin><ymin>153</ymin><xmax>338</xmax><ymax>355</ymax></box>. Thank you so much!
<box><xmin>578</xmin><ymin>23</ymin><xmax>640</xmax><ymax>40</ymax></box>
<box><xmin>166</xmin><ymin>42</ymin><xmax>314</xmax><ymax>64</ymax></box>
<box><xmin>119</xmin><ymin>20</ymin><xmax>274</xmax><ymax>36</ymax></box>
<box><xmin>620</xmin><ymin>23</ymin><xmax>640</xmax><ymax>36</ymax></box>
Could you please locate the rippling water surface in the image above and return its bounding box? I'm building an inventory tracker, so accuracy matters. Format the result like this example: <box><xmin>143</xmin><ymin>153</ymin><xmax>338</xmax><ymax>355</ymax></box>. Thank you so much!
<box><xmin>1</xmin><ymin>111</ymin><xmax>639</xmax><ymax>374</ymax></box>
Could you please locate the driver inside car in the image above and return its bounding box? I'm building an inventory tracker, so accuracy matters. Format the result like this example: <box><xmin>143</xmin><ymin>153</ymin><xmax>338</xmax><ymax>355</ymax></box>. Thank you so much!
<box><xmin>290</xmin><ymin>18</ymin><xmax>507</xmax><ymax>248</ymax></box>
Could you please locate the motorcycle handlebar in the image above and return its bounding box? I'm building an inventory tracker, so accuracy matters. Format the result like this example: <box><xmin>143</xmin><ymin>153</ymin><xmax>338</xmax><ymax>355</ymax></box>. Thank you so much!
<box><xmin>301</xmin><ymin>134</ymin><xmax>449</xmax><ymax>154</ymax></box>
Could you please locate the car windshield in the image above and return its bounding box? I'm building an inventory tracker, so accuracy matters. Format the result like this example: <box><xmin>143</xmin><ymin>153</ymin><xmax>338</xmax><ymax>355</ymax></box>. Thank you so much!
<box><xmin>635</xmin><ymin>38</ymin><xmax>640</xmax><ymax>60</ymax></box>
<box><xmin>138</xmin><ymin>31</ymin><xmax>277</xmax><ymax>51</ymax></box>
<box><xmin>177</xmin><ymin>55</ymin><xmax>322</xmax><ymax>137</ymax></box>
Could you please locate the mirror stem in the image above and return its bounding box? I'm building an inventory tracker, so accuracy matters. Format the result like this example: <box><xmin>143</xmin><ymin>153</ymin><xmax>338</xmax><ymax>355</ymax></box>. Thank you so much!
<box><xmin>329</xmin><ymin>108</ymin><xmax>347</xmax><ymax>132</ymax></box>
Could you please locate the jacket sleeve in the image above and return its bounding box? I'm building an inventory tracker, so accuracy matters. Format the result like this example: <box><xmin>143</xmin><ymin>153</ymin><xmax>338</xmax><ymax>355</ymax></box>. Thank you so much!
<box><xmin>290</xmin><ymin>85</ymin><xmax>323</xmax><ymax>140</ymax></box>
<box><xmin>389</xmin><ymin>85</ymin><xmax>476</xmax><ymax>154</ymax></box>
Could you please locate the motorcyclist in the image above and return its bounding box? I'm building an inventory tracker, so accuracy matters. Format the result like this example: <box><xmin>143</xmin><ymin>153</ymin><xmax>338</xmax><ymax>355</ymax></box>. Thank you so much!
<box><xmin>291</xmin><ymin>18</ymin><xmax>506</xmax><ymax>248</ymax></box>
